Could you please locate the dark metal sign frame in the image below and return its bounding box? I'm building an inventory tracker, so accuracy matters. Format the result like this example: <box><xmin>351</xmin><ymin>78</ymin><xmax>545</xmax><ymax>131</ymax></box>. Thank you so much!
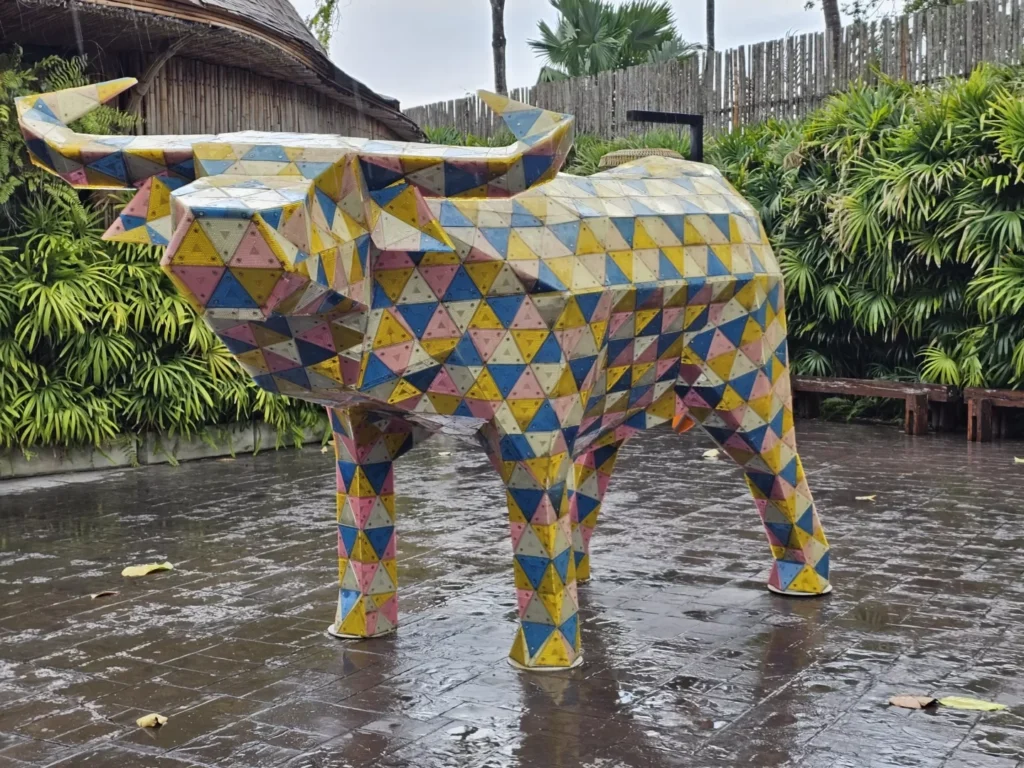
<box><xmin>625</xmin><ymin>110</ymin><xmax>704</xmax><ymax>163</ymax></box>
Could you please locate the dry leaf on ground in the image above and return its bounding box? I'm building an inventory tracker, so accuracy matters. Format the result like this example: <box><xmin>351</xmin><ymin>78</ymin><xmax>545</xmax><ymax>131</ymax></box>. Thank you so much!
<box><xmin>88</xmin><ymin>591</ymin><xmax>118</xmax><ymax>600</ymax></box>
<box><xmin>889</xmin><ymin>695</ymin><xmax>936</xmax><ymax>709</ymax></box>
<box><xmin>938</xmin><ymin>696</ymin><xmax>1007</xmax><ymax>711</ymax></box>
<box><xmin>320</xmin><ymin>445</ymin><xmax>330</xmax><ymax>454</ymax></box>
<box><xmin>121</xmin><ymin>562</ymin><xmax>173</xmax><ymax>578</ymax></box>
<box><xmin>438</xmin><ymin>451</ymin><xmax>452</xmax><ymax>457</ymax></box>
<box><xmin>1015</xmin><ymin>457</ymin><xmax>1024</xmax><ymax>464</ymax></box>
<box><xmin>136</xmin><ymin>713</ymin><xmax>167</xmax><ymax>728</ymax></box>
<box><xmin>703</xmin><ymin>448</ymin><xmax>720</xmax><ymax>460</ymax></box>
<box><xmin>856</xmin><ymin>495</ymin><xmax>877</xmax><ymax>501</ymax></box>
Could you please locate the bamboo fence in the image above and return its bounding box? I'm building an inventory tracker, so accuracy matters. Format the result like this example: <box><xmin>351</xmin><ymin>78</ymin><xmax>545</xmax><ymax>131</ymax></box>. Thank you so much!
<box><xmin>406</xmin><ymin>0</ymin><xmax>1024</xmax><ymax>139</ymax></box>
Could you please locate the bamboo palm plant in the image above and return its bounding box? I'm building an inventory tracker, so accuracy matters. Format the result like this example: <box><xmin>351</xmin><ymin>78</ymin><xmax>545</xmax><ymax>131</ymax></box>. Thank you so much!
<box><xmin>0</xmin><ymin>50</ymin><xmax>325</xmax><ymax>452</ymax></box>
<box><xmin>712</xmin><ymin>65</ymin><xmax>1024</xmax><ymax>389</ymax></box>
<box><xmin>431</xmin><ymin>63</ymin><xmax>1024</xmax><ymax>396</ymax></box>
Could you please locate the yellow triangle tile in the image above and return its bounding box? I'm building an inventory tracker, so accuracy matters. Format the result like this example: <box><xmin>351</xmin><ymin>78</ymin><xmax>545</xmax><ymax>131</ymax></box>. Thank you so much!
<box><xmin>311</xmin><ymin>356</ymin><xmax>343</xmax><ymax>384</ymax></box>
<box><xmin>683</xmin><ymin>218</ymin><xmax>706</xmax><ymax>245</ymax></box>
<box><xmin>542</xmin><ymin>255</ymin><xmax>573</xmax><ymax>288</ymax></box>
<box><xmin>633</xmin><ymin>221</ymin><xmax>659</xmax><ymax>250</ymax></box>
<box><xmin>388</xmin><ymin>379</ymin><xmax>421</xmax><ymax>404</ymax></box>
<box><xmin>575</xmin><ymin>222</ymin><xmax>604</xmax><ymax>255</ymax></box>
<box><xmin>109</xmin><ymin>223</ymin><xmax>155</xmax><ymax>245</ymax></box>
<box><xmin>467</xmin><ymin>368</ymin><xmax>502</xmax><ymax>401</ymax></box>
<box><xmin>507</xmin><ymin>230</ymin><xmax>537</xmax><ymax>260</ymax></box>
<box><xmin>635</xmin><ymin>308</ymin><xmax>660</xmax><ymax>334</ymax></box>
<box><xmin>512</xmin><ymin>330</ymin><xmax>550</xmax><ymax>362</ymax></box>
<box><xmin>609</xmin><ymin>251</ymin><xmax>633</xmax><ymax>283</ymax></box>
<box><xmin>421</xmin><ymin>338</ymin><xmax>459</xmax><ymax>361</ymax></box>
<box><xmin>229</xmin><ymin>268</ymin><xmax>282</xmax><ymax>305</ymax></box>
<box><xmin>373</xmin><ymin>310</ymin><xmax>413</xmax><ymax>347</ymax></box>
<box><xmin>465</xmin><ymin>261</ymin><xmax>504</xmax><ymax>294</ymax></box>
<box><xmin>469</xmin><ymin>301</ymin><xmax>505</xmax><ymax>330</ymax></box>
<box><xmin>509</xmin><ymin>628</ymin><xmax>529</xmax><ymax>665</ymax></box>
<box><xmin>170</xmin><ymin>220</ymin><xmax>221</xmax><ymax>266</ymax></box>
<box><xmin>535</xmin><ymin>631</ymin><xmax>572</xmax><ymax>667</ymax></box>
<box><xmin>425</xmin><ymin>391</ymin><xmax>461</xmax><ymax>415</ymax></box>
<box><xmin>350</xmin><ymin>531</ymin><xmax>380</xmax><ymax>562</ymax></box>
<box><xmin>419</xmin><ymin>250</ymin><xmax>460</xmax><ymax>266</ymax></box>
<box><xmin>512</xmin><ymin>559</ymin><xmax>533</xmax><ymax>590</ymax></box>
<box><xmin>338</xmin><ymin>604</ymin><xmax>367</xmax><ymax>636</ymax></box>
<box><xmin>711</xmin><ymin>244</ymin><xmax>733</xmax><ymax>271</ymax></box>
<box><xmin>630</xmin><ymin>362</ymin><xmax>655</xmax><ymax>385</ymax></box>
<box><xmin>662</xmin><ymin>246</ymin><xmax>685</xmax><ymax>276</ymax></box>
<box><xmin>554</xmin><ymin>298</ymin><xmax>586</xmax><ymax>330</ymax></box>
<box><xmin>707</xmin><ymin>350</ymin><xmax>738</xmax><ymax>382</ymax></box>
<box><xmin>551</xmin><ymin>367</ymin><xmax>578</xmax><ymax>397</ymax></box>
<box><xmin>374</xmin><ymin>268</ymin><xmax>413</xmax><ymax>303</ymax></box>
<box><xmin>716</xmin><ymin>385</ymin><xmax>747</xmax><ymax>412</ymax></box>
<box><xmin>509</xmin><ymin>398</ymin><xmax>544</xmax><ymax>430</ymax></box>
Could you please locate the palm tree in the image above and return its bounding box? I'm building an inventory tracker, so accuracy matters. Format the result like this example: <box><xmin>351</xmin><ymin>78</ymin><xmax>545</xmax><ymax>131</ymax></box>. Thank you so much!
<box><xmin>529</xmin><ymin>0</ymin><xmax>694</xmax><ymax>82</ymax></box>
<box><xmin>704</xmin><ymin>0</ymin><xmax>715</xmax><ymax>113</ymax></box>
<box><xmin>822</xmin><ymin>0</ymin><xmax>843</xmax><ymax>67</ymax></box>
<box><xmin>490</xmin><ymin>0</ymin><xmax>508</xmax><ymax>95</ymax></box>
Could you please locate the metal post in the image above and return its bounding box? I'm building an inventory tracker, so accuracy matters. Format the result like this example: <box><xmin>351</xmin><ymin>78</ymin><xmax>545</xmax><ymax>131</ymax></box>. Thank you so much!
<box><xmin>625</xmin><ymin>110</ymin><xmax>705</xmax><ymax>163</ymax></box>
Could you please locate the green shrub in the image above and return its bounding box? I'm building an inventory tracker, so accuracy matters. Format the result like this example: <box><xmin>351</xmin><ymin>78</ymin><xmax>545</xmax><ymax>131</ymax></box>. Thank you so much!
<box><xmin>567</xmin><ymin>129</ymin><xmax>692</xmax><ymax>176</ymax></box>
<box><xmin>713</xmin><ymin>66</ymin><xmax>1024</xmax><ymax>389</ymax></box>
<box><xmin>0</xmin><ymin>50</ymin><xmax>325</xmax><ymax>452</ymax></box>
<box><xmin>431</xmin><ymin>65</ymin><xmax>1024</xmax><ymax>391</ymax></box>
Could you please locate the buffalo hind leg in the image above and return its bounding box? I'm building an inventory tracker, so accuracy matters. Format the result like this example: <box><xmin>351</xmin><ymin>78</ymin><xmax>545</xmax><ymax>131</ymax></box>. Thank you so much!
<box><xmin>677</xmin><ymin>278</ymin><xmax>831</xmax><ymax>595</ymax></box>
<box><xmin>569</xmin><ymin>439</ymin><xmax>624</xmax><ymax>583</ymax></box>
<box><xmin>481</xmin><ymin>429</ymin><xmax>581</xmax><ymax>671</ymax></box>
<box><xmin>328</xmin><ymin>407</ymin><xmax>431</xmax><ymax>639</ymax></box>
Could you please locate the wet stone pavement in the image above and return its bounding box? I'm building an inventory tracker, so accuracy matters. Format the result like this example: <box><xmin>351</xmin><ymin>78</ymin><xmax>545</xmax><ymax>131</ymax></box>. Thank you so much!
<box><xmin>1</xmin><ymin>421</ymin><xmax>1024</xmax><ymax>767</ymax></box>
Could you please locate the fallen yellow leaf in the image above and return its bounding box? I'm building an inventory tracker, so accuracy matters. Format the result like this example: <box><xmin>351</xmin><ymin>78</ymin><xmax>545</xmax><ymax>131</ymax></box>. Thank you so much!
<box><xmin>703</xmin><ymin>448</ymin><xmax>721</xmax><ymax>460</ymax></box>
<box><xmin>1015</xmin><ymin>457</ymin><xmax>1024</xmax><ymax>464</ymax></box>
<box><xmin>320</xmin><ymin>445</ymin><xmax>330</xmax><ymax>454</ymax></box>
<box><xmin>889</xmin><ymin>695</ymin><xmax>936</xmax><ymax>709</ymax></box>
<box><xmin>938</xmin><ymin>696</ymin><xmax>1006</xmax><ymax>711</ymax></box>
<box><xmin>89</xmin><ymin>591</ymin><xmax>118</xmax><ymax>600</ymax></box>
<box><xmin>856</xmin><ymin>495</ymin><xmax>877</xmax><ymax>502</ymax></box>
<box><xmin>136</xmin><ymin>713</ymin><xmax>167</xmax><ymax>728</ymax></box>
<box><xmin>121</xmin><ymin>562</ymin><xmax>173</xmax><ymax>578</ymax></box>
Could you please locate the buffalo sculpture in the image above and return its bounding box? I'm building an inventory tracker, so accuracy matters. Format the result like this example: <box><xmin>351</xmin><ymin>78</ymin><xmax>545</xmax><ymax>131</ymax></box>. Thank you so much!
<box><xmin>18</xmin><ymin>79</ymin><xmax>831</xmax><ymax>670</ymax></box>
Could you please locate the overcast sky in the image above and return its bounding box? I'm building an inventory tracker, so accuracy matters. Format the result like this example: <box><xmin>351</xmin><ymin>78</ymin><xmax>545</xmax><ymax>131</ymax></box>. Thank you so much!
<box><xmin>288</xmin><ymin>0</ymin><xmax>859</xmax><ymax>108</ymax></box>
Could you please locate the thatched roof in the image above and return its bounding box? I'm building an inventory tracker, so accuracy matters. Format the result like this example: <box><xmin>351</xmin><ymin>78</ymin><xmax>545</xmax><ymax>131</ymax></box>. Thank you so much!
<box><xmin>0</xmin><ymin>0</ymin><xmax>425</xmax><ymax>141</ymax></box>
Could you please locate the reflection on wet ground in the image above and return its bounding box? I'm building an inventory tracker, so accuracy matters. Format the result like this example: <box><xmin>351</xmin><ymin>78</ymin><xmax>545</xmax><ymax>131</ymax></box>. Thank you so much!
<box><xmin>1</xmin><ymin>421</ymin><xmax>1023</xmax><ymax>767</ymax></box>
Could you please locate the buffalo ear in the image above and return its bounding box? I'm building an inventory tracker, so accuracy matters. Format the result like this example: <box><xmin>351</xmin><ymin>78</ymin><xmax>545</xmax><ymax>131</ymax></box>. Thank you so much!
<box><xmin>103</xmin><ymin>176</ymin><xmax>182</xmax><ymax>245</ymax></box>
<box><xmin>17</xmin><ymin>78</ymin><xmax>203</xmax><ymax>190</ymax></box>
<box><xmin>477</xmin><ymin>90</ymin><xmax>575</xmax><ymax>147</ymax></box>
<box><xmin>15</xmin><ymin>78</ymin><xmax>136</xmax><ymax>125</ymax></box>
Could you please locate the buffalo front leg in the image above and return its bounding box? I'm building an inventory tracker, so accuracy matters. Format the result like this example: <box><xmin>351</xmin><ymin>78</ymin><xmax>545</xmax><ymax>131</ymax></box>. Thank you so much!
<box><xmin>328</xmin><ymin>407</ymin><xmax>428</xmax><ymax>639</ymax></box>
<box><xmin>569</xmin><ymin>439</ymin><xmax>624</xmax><ymax>583</ymax></box>
<box><xmin>677</xmin><ymin>276</ymin><xmax>831</xmax><ymax>596</ymax></box>
<box><xmin>484</xmin><ymin>435</ymin><xmax>581</xmax><ymax>670</ymax></box>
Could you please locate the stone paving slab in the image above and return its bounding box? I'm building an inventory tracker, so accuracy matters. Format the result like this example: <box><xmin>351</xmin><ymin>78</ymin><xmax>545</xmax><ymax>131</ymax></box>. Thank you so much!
<box><xmin>0</xmin><ymin>422</ymin><xmax>1023</xmax><ymax>767</ymax></box>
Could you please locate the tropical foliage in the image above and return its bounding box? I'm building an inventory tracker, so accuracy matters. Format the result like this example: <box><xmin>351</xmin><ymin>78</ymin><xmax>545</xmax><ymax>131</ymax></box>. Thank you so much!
<box><xmin>0</xmin><ymin>51</ymin><xmax>326</xmax><ymax>452</ymax></box>
<box><xmin>712</xmin><ymin>65</ymin><xmax>1024</xmax><ymax>390</ymax></box>
<box><xmin>435</xmin><ymin>64</ymin><xmax>1024</xmax><ymax>392</ymax></box>
<box><xmin>304</xmin><ymin>0</ymin><xmax>340</xmax><ymax>47</ymax></box>
<box><xmin>529</xmin><ymin>0</ymin><xmax>698</xmax><ymax>83</ymax></box>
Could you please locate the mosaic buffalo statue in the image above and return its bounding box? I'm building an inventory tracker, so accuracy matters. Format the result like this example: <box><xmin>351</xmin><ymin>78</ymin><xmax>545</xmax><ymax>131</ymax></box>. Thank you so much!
<box><xmin>18</xmin><ymin>79</ymin><xmax>831</xmax><ymax>671</ymax></box>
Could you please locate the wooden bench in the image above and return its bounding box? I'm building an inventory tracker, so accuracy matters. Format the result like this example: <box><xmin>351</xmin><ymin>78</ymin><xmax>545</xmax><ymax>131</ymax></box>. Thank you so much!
<box><xmin>793</xmin><ymin>377</ymin><xmax>959</xmax><ymax>436</ymax></box>
<box><xmin>964</xmin><ymin>387</ymin><xmax>1024</xmax><ymax>442</ymax></box>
